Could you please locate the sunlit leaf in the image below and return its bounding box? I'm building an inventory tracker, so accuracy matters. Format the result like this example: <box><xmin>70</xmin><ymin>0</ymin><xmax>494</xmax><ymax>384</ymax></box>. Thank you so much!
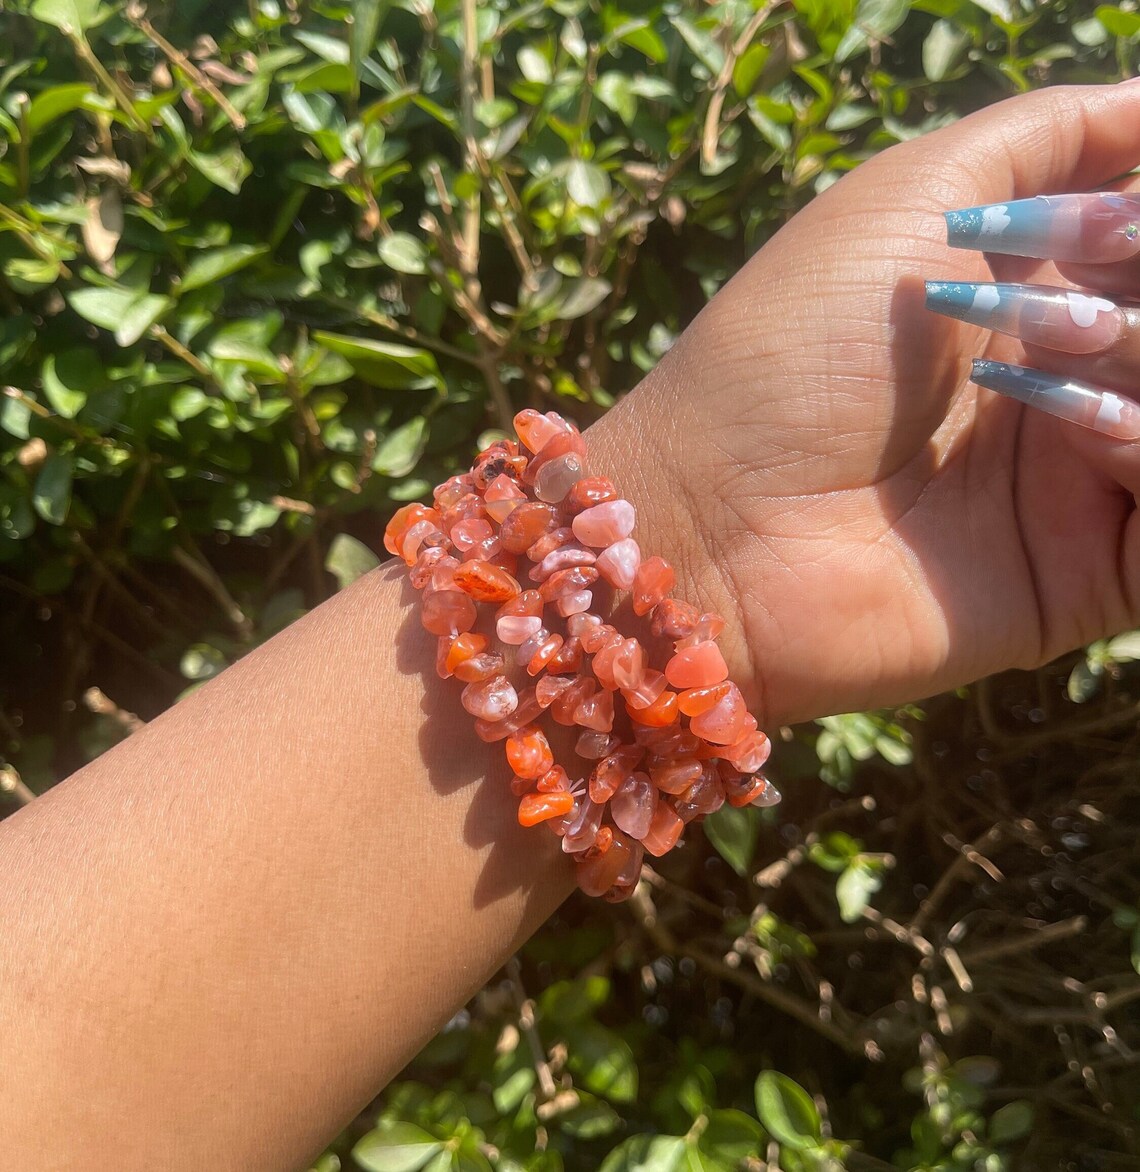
<box><xmin>29</xmin><ymin>0</ymin><xmax>108</xmax><ymax>32</ymax></box>
<box><xmin>352</xmin><ymin>1122</ymin><xmax>444</xmax><ymax>1172</ymax></box>
<box><xmin>989</xmin><ymin>1100</ymin><xmax>1034</xmax><ymax>1145</ymax></box>
<box><xmin>754</xmin><ymin>1072</ymin><xmax>822</xmax><ymax>1151</ymax></box>
<box><xmin>33</xmin><ymin>452</ymin><xmax>73</xmax><ymax>525</ymax></box>
<box><xmin>313</xmin><ymin>332</ymin><xmax>442</xmax><ymax>390</ymax></box>
<box><xmin>378</xmin><ymin>232</ymin><xmax>429</xmax><ymax>275</ymax></box>
<box><xmin>181</xmin><ymin>245</ymin><xmax>267</xmax><ymax>293</ymax></box>
<box><xmin>703</xmin><ymin>804</ymin><xmax>758</xmax><ymax>877</ymax></box>
<box><xmin>372</xmin><ymin>417</ymin><xmax>428</xmax><ymax>478</ymax></box>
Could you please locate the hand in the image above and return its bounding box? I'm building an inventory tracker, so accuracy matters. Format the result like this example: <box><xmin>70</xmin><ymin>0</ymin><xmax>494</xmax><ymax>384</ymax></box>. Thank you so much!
<box><xmin>589</xmin><ymin>81</ymin><xmax>1140</xmax><ymax>728</ymax></box>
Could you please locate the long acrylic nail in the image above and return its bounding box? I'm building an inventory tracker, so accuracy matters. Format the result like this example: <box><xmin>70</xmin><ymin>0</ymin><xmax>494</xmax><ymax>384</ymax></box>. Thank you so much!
<box><xmin>925</xmin><ymin>282</ymin><xmax>1123</xmax><ymax>354</ymax></box>
<box><xmin>944</xmin><ymin>193</ymin><xmax>1140</xmax><ymax>262</ymax></box>
<box><xmin>971</xmin><ymin>359</ymin><xmax>1140</xmax><ymax>440</ymax></box>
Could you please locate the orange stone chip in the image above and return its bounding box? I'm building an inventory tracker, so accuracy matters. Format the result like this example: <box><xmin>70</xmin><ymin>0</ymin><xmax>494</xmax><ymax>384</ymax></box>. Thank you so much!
<box><xmin>506</xmin><ymin>726</ymin><xmax>555</xmax><ymax>779</ymax></box>
<box><xmin>452</xmin><ymin>559</ymin><xmax>522</xmax><ymax>602</ymax></box>
<box><xmin>518</xmin><ymin>790</ymin><xmax>574</xmax><ymax>827</ymax></box>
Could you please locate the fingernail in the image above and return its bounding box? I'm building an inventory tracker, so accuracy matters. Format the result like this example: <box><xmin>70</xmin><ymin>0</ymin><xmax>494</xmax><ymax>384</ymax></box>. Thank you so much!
<box><xmin>971</xmin><ymin>359</ymin><xmax>1140</xmax><ymax>441</ymax></box>
<box><xmin>925</xmin><ymin>282</ymin><xmax>1123</xmax><ymax>354</ymax></box>
<box><xmin>944</xmin><ymin>193</ymin><xmax>1140</xmax><ymax>263</ymax></box>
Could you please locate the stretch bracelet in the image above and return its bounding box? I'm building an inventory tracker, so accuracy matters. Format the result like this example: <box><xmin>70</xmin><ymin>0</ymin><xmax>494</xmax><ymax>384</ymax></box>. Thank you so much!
<box><xmin>385</xmin><ymin>409</ymin><xmax>778</xmax><ymax>902</ymax></box>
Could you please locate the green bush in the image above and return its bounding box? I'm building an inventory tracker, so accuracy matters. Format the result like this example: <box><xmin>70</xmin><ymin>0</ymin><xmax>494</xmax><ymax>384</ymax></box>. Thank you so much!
<box><xmin>3</xmin><ymin>0</ymin><xmax>1140</xmax><ymax>1167</ymax></box>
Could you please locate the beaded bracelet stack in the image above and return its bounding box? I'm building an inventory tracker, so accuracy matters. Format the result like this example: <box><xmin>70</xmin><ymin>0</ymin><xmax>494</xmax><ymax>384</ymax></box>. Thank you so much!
<box><xmin>384</xmin><ymin>409</ymin><xmax>778</xmax><ymax>902</ymax></box>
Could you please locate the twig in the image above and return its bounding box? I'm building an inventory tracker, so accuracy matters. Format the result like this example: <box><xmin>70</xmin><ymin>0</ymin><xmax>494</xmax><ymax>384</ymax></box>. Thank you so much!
<box><xmin>125</xmin><ymin>2</ymin><xmax>247</xmax><ymax>130</ymax></box>
<box><xmin>69</xmin><ymin>30</ymin><xmax>152</xmax><ymax>138</ymax></box>
<box><xmin>83</xmin><ymin>687</ymin><xmax>145</xmax><ymax>733</ymax></box>
<box><xmin>0</xmin><ymin>204</ymin><xmax>74</xmax><ymax>278</ymax></box>
<box><xmin>172</xmin><ymin>546</ymin><xmax>253</xmax><ymax>641</ymax></box>
<box><xmin>458</xmin><ymin>0</ymin><xmax>483</xmax><ymax>281</ymax></box>
<box><xmin>701</xmin><ymin>3</ymin><xmax>780</xmax><ymax>170</ymax></box>
<box><xmin>0</xmin><ymin>765</ymin><xmax>36</xmax><ymax>806</ymax></box>
<box><xmin>911</xmin><ymin>825</ymin><xmax>1002</xmax><ymax>933</ymax></box>
<box><xmin>628</xmin><ymin>883</ymin><xmax>866</xmax><ymax>1057</ymax></box>
<box><xmin>959</xmin><ymin>916</ymin><xmax>1089</xmax><ymax>967</ymax></box>
<box><xmin>506</xmin><ymin>957</ymin><xmax>558</xmax><ymax>1101</ymax></box>
<box><xmin>152</xmin><ymin>327</ymin><xmax>215</xmax><ymax>384</ymax></box>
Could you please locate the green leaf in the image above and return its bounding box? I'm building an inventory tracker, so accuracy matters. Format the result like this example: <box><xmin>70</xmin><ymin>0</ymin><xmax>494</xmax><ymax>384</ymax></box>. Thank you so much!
<box><xmin>378</xmin><ymin>232</ymin><xmax>429</xmax><ymax>275</ymax></box>
<box><xmin>558</xmin><ymin>1095</ymin><xmax>622</xmax><ymax>1139</ymax></box>
<box><xmin>29</xmin><ymin>0</ymin><xmax>108</xmax><ymax>32</ymax></box>
<box><xmin>313</xmin><ymin>332</ymin><xmax>442</xmax><ymax>390</ymax></box>
<box><xmin>295</xmin><ymin>30</ymin><xmax>350</xmax><ymax>64</ymax></box>
<box><xmin>564</xmin><ymin>160</ymin><xmax>610</xmax><ymax>208</ymax></box>
<box><xmin>67</xmin><ymin>285</ymin><xmax>140</xmax><ymax>330</ymax></box>
<box><xmin>352</xmin><ymin>0</ymin><xmax>386</xmax><ymax>71</ymax></box>
<box><xmin>517</xmin><ymin>45</ymin><xmax>553</xmax><ymax>84</ymax></box>
<box><xmin>33</xmin><ymin>452</ymin><xmax>73</xmax><ymax>526</ymax></box>
<box><xmin>566</xmin><ymin>1021</ymin><xmax>638</xmax><ymax>1103</ymax></box>
<box><xmin>1067</xmin><ymin>658</ymin><xmax>1104</xmax><ymax>704</ymax></box>
<box><xmin>1132</xmin><ymin>923</ymin><xmax>1140</xmax><ymax>976</ymax></box>
<box><xmin>836</xmin><ymin>860</ymin><xmax>883</xmax><ymax>922</ymax></box>
<box><xmin>922</xmin><ymin>19</ymin><xmax>970</xmax><ymax>81</ymax></box>
<box><xmin>835</xmin><ymin>0</ymin><xmax>913</xmax><ymax>62</ymax></box>
<box><xmin>614</xmin><ymin>22</ymin><xmax>668</xmax><ymax>63</ymax></box>
<box><xmin>189</xmin><ymin>144</ymin><xmax>252</xmax><ymax>194</ymax></box>
<box><xmin>703</xmin><ymin>804</ymin><xmax>757</xmax><ymax>877</ymax></box>
<box><xmin>557</xmin><ymin>277</ymin><xmax>611</xmax><ymax>320</ymax></box>
<box><xmin>968</xmin><ymin>0</ymin><xmax>1013</xmax><ymax>23</ymax></box>
<box><xmin>181</xmin><ymin>644</ymin><xmax>228</xmax><ymax>681</ymax></box>
<box><xmin>114</xmin><ymin>295</ymin><xmax>173</xmax><ymax>347</ymax></box>
<box><xmin>325</xmin><ymin>534</ymin><xmax>381</xmax><ymax>590</ymax></box>
<box><xmin>700</xmin><ymin>1109</ymin><xmax>765</xmax><ymax>1161</ymax></box>
<box><xmin>352</xmin><ymin>1123</ymin><xmax>444</xmax><ymax>1172</ymax></box>
<box><xmin>754</xmin><ymin>1072</ymin><xmax>822</xmax><ymax>1151</ymax></box>
<box><xmin>1106</xmin><ymin>631</ymin><xmax>1140</xmax><ymax>662</ymax></box>
<box><xmin>732</xmin><ymin>44</ymin><xmax>770</xmax><ymax>97</ymax></box>
<box><xmin>3</xmin><ymin>257</ymin><xmax>63</xmax><ymax>293</ymax></box>
<box><xmin>373</xmin><ymin>417</ymin><xmax>428</xmax><ymax>478</ymax></box>
<box><xmin>989</xmin><ymin>1100</ymin><xmax>1034</xmax><ymax>1145</ymax></box>
<box><xmin>600</xmin><ymin>1134</ymin><xmax>687</xmax><ymax>1172</ymax></box>
<box><xmin>25</xmin><ymin>83</ymin><xmax>96</xmax><ymax>135</ymax></box>
<box><xmin>538</xmin><ymin>976</ymin><xmax>611</xmax><ymax>1026</ymax></box>
<box><xmin>69</xmin><ymin>285</ymin><xmax>173</xmax><ymax>347</ymax></box>
<box><xmin>181</xmin><ymin>245</ymin><xmax>267</xmax><ymax>293</ymax></box>
<box><xmin>41</xmin><ymin>351</ymin><xmax>94</xmax><ymax>418</ymax></box>
<box><xmin>596</xmin><ymin>72</ymin><xmax>636</xmax><ymax>124</ymax></box>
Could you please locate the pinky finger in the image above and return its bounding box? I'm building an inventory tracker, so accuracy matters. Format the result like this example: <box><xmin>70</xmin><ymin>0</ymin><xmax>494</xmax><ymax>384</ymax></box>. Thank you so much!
<box><xmin>970</xmin><ymin>358</ymin><xmax>1140</xmax><ymax>441</ymax></box>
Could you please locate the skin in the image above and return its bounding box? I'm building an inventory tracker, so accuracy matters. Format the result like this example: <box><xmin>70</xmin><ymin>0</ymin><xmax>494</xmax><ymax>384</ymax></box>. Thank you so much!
<box><xmin>3</xmin><ymin>81</ymin><xmax>1140</xmax><ymax>1170</ymax></box>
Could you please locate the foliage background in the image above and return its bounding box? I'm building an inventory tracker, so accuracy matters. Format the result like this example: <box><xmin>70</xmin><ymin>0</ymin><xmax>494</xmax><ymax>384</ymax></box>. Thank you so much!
<box><xmin>3</xmin><ymin>0</ymin><xmax>1140</xmax><ymax>1167</ymax></box>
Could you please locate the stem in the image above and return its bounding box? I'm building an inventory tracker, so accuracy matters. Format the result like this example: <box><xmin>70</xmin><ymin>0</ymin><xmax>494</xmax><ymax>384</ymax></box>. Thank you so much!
<box><xmin>15</xmin><ymin>94</ymin><xmax>30</xmax><ymax>199</ymax></box>
<box><xmin>151</xmin><ymin>327</ymin><xmax>216</xmax><ymax>384</ymax></box>
<box><xmin>83</xmin><ymin>687</ymin><xmax>146</xmax><ymax>734</ymax></box>
<box><xmin>0</xmin><ymin>766</ymin><xmax>36</xmax><ymax>807</ymax></box>
<box><xmin>125</xmin><ymin>4</ymin><xmax>247</xmax><ymax>131</ymax></box>
<box><xmin>0</xmin><ymin>205</ymin><xmax>74</xmax><ymax>278</ymax></box>
<box><xmin>171</xmin><ymin>546</ymin><xmax>253</xmax><ymax>641</ymax></box>
<box><xmin>70</xmin><ymin>32</ymin><xmax>153</xmax><ymax>138</ymax></box>
<box><xmin>459</xmin><ymin>0</ymin><xmax>483</xmax><ymax>277</ymax></box>
<box><xmin>479</xmin><ymin>355</ymin><xmax>516</xmax><ymax>434</ymax></box>
<box><xmin>506</xmin><ymin>957</ymin><xmax>558</xmax><ymax>1101</ymax></box>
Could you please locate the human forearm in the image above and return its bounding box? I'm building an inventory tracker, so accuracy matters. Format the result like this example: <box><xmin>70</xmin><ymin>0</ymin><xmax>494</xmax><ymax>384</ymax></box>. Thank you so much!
<box><xmin>0</xmin><ymin>565</ymin><xmax>571</xmax><ymax>1170</ymax></box>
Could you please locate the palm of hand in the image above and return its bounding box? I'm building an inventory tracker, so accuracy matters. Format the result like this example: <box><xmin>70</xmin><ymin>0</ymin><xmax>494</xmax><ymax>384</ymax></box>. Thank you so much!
<box><xmin>597</xmin><ymin>86</ymin><xmax>1140</xmax><ymax>726</ymax></box>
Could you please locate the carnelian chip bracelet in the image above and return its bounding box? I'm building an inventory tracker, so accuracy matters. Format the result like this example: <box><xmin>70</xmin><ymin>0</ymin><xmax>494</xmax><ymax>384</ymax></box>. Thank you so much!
<box><xmin>384</xmin><ymin>409</ymin><xmax>779</xmax><ymax>902</ymax></box>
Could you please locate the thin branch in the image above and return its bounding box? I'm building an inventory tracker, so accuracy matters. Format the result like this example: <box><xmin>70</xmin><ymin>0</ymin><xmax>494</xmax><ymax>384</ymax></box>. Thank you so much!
<box><xmin>0</xmin><ymin>765</ymin><xmax>36</xmax><ymax>807</ymax></box>
<box><xmin>701</xmin><ymin>3</ymin><xmax>780</xmax><ymax>170</ymax></box>
<box><xmin>506</xmin><ymin>957</ymin><xmax>558</xmax><ymax>1102</ymax></box>
<box><xmin>459</xmin><ymin>0</ymin><xmax>483</xmax><ymax>278</ymax></box>
<box><xmin>83</xmin><ymin>687</ymin><xmax>146</xmax><ymax>734</ymax></box>
<box><xmin>125</xmin><ymin>2</ymin><xmax>247</xmax><ymax>131</ymax></box>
